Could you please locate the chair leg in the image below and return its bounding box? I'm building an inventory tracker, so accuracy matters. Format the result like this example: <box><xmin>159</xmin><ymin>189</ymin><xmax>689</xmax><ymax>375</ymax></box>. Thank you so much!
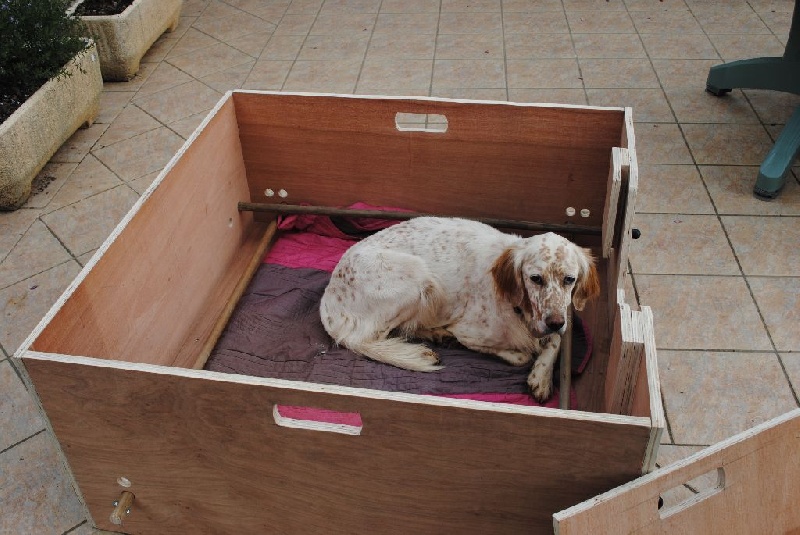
<box><xmin>754</xmin><ymin>105</ymin><xmax>800</xmax><ymax>200</ymax></box>
<box><xmin>706</xmin><ymin>57</ymin><xmax>800</xmax><ymax>96</ymax></box>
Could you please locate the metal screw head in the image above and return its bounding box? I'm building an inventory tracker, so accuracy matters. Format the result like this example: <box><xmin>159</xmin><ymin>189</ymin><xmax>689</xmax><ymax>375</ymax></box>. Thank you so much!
<box><xmin>126</xmin><ymin>508</ymin><xmax>131</xmax><ymax>514</ymax></box>
<box><xmin>113</xmin><ymin>500</ymin><xmax>119</xmax><ymax>506</ymax></box>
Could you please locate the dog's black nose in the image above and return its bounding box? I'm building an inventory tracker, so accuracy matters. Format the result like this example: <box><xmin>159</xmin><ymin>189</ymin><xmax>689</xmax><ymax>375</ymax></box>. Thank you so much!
<box><xmin>546</xmin><ymin>320</ymin><xmax>565</xmax><ymax>332</ymax></box>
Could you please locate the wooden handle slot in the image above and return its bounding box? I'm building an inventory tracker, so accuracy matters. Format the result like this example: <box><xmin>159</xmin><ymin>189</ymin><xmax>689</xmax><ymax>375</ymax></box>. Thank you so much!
<box><xmin>110</xmin><ymin>490</ymin><xmax>135</xmax><ymax>526</ymax></box>
<box><xmin>658</xmin><ymin>467</ymin><xmax>726</xmax><ymax>520</ymax></box>
<box><xmin>395</xmin><ymin>112</ymin><xmax>448</xmax><ymax>133</ymax></box>
<box><xmin>273</xmin><ymin>405</ymin><xmax>363</xmax><ymax>436</ymax></box>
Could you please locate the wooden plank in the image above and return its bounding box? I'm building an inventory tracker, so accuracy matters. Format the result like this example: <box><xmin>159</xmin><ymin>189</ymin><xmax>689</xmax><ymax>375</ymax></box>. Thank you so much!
<box><xmin>28</xmin><ymin>95</ymin><xmax>267</xmax><ymax>368</ymax></box>
<box><xmin>601</xmin><ymin>147</ymin><xmax>625</xmax><ymax>259</ymax></box>
<box><xmin>615</xmin><ymin>110</ymin><xmax>638</xmax><ymax>290</ymax></box>
<box><xmin>232</xmin><ymin>91</ymin><xmax>624</xmax><ymax>232</ymax></box>
<box><xmin>554</xmin><ymin>409</ymin><xmax>800</xmax><ymax>534</ymax></box>
<box><xmin>630</xmin><ymin>306</ymin><xmax>665</xmax><ymax>473</ymax></box>
<box><xmin>22</xmin><ymin>352</ymin><xmax>654</xmax><ymax>535</ymax></box>
<box><xmin>605</xmin><ymin>291</ymin><xmax>647</xmax><ymax>417</ymax></box>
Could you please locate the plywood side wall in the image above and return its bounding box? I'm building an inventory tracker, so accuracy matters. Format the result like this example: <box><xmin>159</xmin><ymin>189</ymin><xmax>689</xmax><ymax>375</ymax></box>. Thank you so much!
<box><xmin>30</xmin><ymin>98</ymin><xmax>267</xmax><ymax>367</ymax></box>
<box><xmin>233</xmin><ymin>92</ymin><xmax>623</xmax><ymax>233</ymax></box>
<box><xmin>24</xmin><ymin>355</ymin><xmax>654</xmax><ymax>535</ymax></box>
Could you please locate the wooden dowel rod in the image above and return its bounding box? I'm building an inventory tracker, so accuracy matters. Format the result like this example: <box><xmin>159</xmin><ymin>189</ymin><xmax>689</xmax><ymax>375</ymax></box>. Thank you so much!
<box><xmin>559</xmin><ymin>306</ymin><xmax>573</xmax><ymax>410</ymax></box>
<box><xmin>238</xmin><ymin>202</ymin><xmax>602</xmax><ymax>236</ymax></box>
<box><xmin>110</xmin><ymin>490</ymin><xmax>135</xmax><ymax>526</ymax></box>
<box><xmin>192</xmin><ymin>220</ymin><xmax>278</xmax><ymax>370</ymax></box>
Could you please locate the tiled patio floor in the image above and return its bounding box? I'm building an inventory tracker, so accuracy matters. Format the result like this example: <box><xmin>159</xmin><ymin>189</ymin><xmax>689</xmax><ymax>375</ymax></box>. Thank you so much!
<box><xmin>2</xmin><ymin>0</ymin><xmax>799</xmax><ymax>532</ymax></box>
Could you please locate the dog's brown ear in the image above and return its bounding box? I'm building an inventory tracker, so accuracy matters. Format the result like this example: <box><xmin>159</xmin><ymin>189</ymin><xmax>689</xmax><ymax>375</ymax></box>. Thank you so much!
<box><xmin>573</xmin><ymin>249</ymin><xmax>600</xmax><ymax>311</ymax></box>
<box><xmin>491</xmin><ymin>247</ymin><xmax>523</xmax><ymax>305</ymax></box>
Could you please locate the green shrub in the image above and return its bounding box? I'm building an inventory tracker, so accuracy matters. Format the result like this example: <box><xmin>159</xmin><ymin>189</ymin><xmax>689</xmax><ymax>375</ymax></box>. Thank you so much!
<box><xmin>0</xmin><ymin>0</ymin><xmax>88</xmax><ymax>122</ymax></box>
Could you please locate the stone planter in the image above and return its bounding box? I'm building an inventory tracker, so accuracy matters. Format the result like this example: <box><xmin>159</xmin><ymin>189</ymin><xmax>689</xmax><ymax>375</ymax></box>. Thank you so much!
<box><xmin>79</xmin><ymin>0</ymin><xmax>183</xmax><ymax>82</ymax></box>
<box><xmin>0</xmin><ymin>42</ymin><xmax>102</xmax><ymax>211</ymax></box>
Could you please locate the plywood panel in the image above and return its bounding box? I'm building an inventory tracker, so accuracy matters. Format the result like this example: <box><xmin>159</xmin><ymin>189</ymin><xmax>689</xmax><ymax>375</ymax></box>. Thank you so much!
<box><xmin>23</xmin><ymin>354</ymin><xmax>653</xmax><ymax>535</ymax></box>
<box><xmin>555</xmin><ymin>409</ymin><xmax>800</xmax><ymax>534</ymax></box>
<box><xmin>30</xmin><ymin>96</ymin><xmax>267</xmax><ymax>368</ymax></box>
<box><xmin>232</xmin><ymin>92</ymin><xmax>624</xmax><ymax>230</ymax></box>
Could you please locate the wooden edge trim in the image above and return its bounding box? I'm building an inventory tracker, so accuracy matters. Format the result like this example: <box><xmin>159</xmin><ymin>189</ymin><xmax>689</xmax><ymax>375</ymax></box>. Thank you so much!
<box><xmin>12</xmin><ymin>92</ymin><xmax>236</xmax><ymax>361</ymax></box>
<box><xmin>602</xmin><ymin>147</ymin><xmax>623</xmax><ymax>259</ymax></box>
<box><xmin>231</xmin><ymin>89</ymin><xmax>629</xmax><ymax>113</ymax></box>
<box><xmin>191</xmin><ymin>220</ymin><xmax>278</xmax><ymax>369</ymax></box>
<box><xmin>553</xmin><ymin>408</ymin><xmax>800</xmax><ymax>528</ymax></box>
<box><xmin>19</xmin><ymin>350</ymin><xmax>653</xmax><ymax>427</ymax></box>
<box><xmin>607</xmin><ymin>293</ymin><xmax>644</xmax><ymax>416</ymax></box>
<box><xmin>640</xmin><ymin>306</ymin><xmax>665</xmax><ymax>474</ymax></box>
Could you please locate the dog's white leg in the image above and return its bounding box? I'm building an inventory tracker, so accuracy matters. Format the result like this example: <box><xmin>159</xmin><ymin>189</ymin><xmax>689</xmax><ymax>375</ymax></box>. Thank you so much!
<box><xmin>527</xmin><ymin>334</ymin><xmax>561</xmax><ymax>402</ymax></box>
<box><xmin>348</xmin><ymin>338</ymin><xmax>442</xmax><ymax>371</ymax></box>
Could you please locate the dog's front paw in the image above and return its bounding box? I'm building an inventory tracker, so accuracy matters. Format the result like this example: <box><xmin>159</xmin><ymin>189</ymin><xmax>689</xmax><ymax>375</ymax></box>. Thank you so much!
<box><xmin>527</xmin><ymin>367</ymin><xmax>553</xmax><ymax>403</ymax></box>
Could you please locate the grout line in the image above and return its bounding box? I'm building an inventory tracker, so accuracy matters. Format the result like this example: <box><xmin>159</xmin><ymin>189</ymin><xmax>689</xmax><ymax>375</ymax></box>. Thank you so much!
<box><xmin>0</xmin><ymin>258</ymin><xmax>78</xmax><ymax>293</ymax></box>
<box><xmin>499</xmin><ymin>0</ymin><xmax>509</xmax><ymax>101</ymax></box>
<box><xmin>0</xmin><ymin>429</ymin><xmax>46</xmax><ymax>457</ymax></box>
<box><xmin>62</xmin><ymin>520</ymin><xmax>89</xmax><ymax>535</ymax></box>
<box><xmin>563</xmin><ymin>0</ymin><xmax>590</xmax><ymax>105</ymax></box>
<box><xmin>353</xmin><ymin>2</ymin><xmax>383</xmax><ymax>95</ymax></box>
<box><xmin>279</xmin><ymin>1</ymin><xmax>323</xmax><ymax>91</ymax></box>
<box><xmin>428</xmin><ymin>1</ymin><xmax>444</xmax><ymax>98</ymax></box>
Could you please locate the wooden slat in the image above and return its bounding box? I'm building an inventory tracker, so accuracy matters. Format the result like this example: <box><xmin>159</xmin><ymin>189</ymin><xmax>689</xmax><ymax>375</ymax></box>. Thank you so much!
<box><xmin>605</xmin><ymin>290</ymin><xmax>647</xmax><ymax>417</ymax></box>
<box><xmin>615</xmin><ymin>110</ymin><xmax>638</xmax><ymax>290</ymax></box>
<box><xmin>29</xmin><ymin>95</ymin><xmax>267</xmax><ymax>368</ymax></box>
<box><xmin>22</xmin><ymin>353</ymin><xmax>654</xmax><ymax>535</ymax></box>
<box><xmin>601</xmin><ymin>147</ymin><xmax>626</xmax><ymax>259</ymax></box>
<box><xmin>554</xmin><ymin>409</ymin><xmax>800</xmax><ymax>534</ymax></box>
<box><xmin>630</xmin><ymin>306</ymin><xmax>665</xmax><ymax>473</ymax></box>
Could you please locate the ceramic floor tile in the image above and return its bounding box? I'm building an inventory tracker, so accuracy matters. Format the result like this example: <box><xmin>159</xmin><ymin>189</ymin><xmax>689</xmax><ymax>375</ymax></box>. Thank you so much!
<box><xmin>319</xmin><ymin>0</ymin><xmax>381</xmax><ymax>12</ymax></box>
<box><xmin>133</xmin><ymin>61</ymin><xmax>195</xmax><ymax>98</ymax></box>
<box><xmin>782</xmin><ymin>353</ymin><xmax>800</xmax><ymax>393</ymax></box>
<box><xmin>441</xmin><ymin>0</ymin><xmax>499</xmax><ymax>11</ymax></box>
<box><xmin>50</xmin><ymin>123</ymin><xmax>109</xmax><ymax>164</ymax></box>
<box><xmin>0</xmin><ymin>221</ymin><xmax>71</xmax><ymax>289</ymax></box>
<box><xmin>283</xmin><ymin>60</ymin><xmax>362</xmax><ymax>92</ymax></box>
<box><xmin>198</xmin><ymin>60</ymin><xmax>255</xmax><ymax>93</ymax></box>
<box><xmin>242</xmin><ymin>60</ymin><xmax>293</xmax><ymax>90</ymax></box>
<box><xmin>0</xmin><ymin>208</ymin><xmax>42</xmax><ymax>263</ymax></box>
<box><xmin>502</xmin><ymin>11</ymin><xmax>570</xmax><ymax>34</ymax></box>
<box><xmin>168</xmin><ymin>42</ymin><xmax>255</xmax><ymax>79</ymax></box>
<box><xmin>651</xmin><ymin>59</ymin><xmax>721</xmax><ymax>89</ymax></box>
<box><xmin>502</xmin><ymin>0</ymin><xmax>563</xmax><ymax>10</ymax></box>
<box><xmin>261</xmin><ymin>34</ymin><xmax>306</xmax><ymax>60</ymax></box>
<box><xmin>722</xmin><ymin>216</ymin><xmax>800</xmax><ymax>276</ymax></box>
<box><xmin>93</xmin><ymin>127</ymin><xmax>185</xmax><ymax>182</ymax></box>
<box><xmin>572</xmin><ymin>34</ymin><xmax>646</xmax><ymax>58</ymax></box>
<box><xmin>76</xmin><ymin>249</ymin><xmax>99</xmax><ymax>267</ymax></box>
<box><xmin>367</xmin><ymin>33</ymin><xmax>436</xmax><ymax>59</ymax></box>
<box><xmin>744</xmin><ymin>90</ymin><xmax>800</xmax><ymax>124</ymax></box>
<box><xmin>358</xmin><ymin>59</ymin><xmax>433</xmax><ymax>92</ymax></box>
<box><xmin>0</xmin><ymin>261</ymin><xmax>81</xmax><ymax>354</ymax></box>
<box><xmin>433</xmin><ymin>59</ymin><xmax>506</xmax><ymax>90</ymax></box>
<box><xmin>309</xmin><ymin>12</ymin><xmax>376</xmax><ymax>34</ymax></box>
<box><xmin>634</xmin><ymin>123</ymin><xmax>693</xmax><ymax>165</ymax></box>
<box><xmin>630</xmin><ymin>214</ymin><xmax>739</xmax><ymax>275</ymax></box>
<box><xmin>586</xmin><ymin>89</ymin><xmax>674</xmax><ymax>123</ymax></box>
<box><xmin>0</xmin><ymin>432</ymin><xmax>87</xmax><ymax>534</ymax></box>
<box><xmin>374</xmin><ymin>13</ymin><xmax>440</xmax><ymax>34</ymax></box>
<box><xmin>135</xmin><ymin>80</ymin><xmax>221</xmax><ymax>125</ymax></box>
<box><xmin>624</xmin><ymin>0</ymin><xmax>688</xmax><ymax>9</ymax></box>
<box><xmin>42</xmin><ymin>186</ymin><xmax>139</xmax><ymax>257</ymax></box>
<box><xmin>128</xmin><ymin>171</ymin><xmax>162</xmax><ymax>196</ymax></box>
<box><xmin>636</xmin><ymin>165</ymin><xmax>715</xmax><ymax>214</ymax></box>
<box><xmin>141</xmin><ymin>35</ymin><xmax>180</xmax><ymax>64</ymax></box>
<box><xmin>639</xmin><ymin>34</ymin><xmax>718</xmax><ymax>60</ymax></box>
<box><xmin>299</xmin><ymin>34</ymin><xmax>370</xmax><ymax>60</ymax></box>
<box><xmin>707</xmin><ymin>33</ymin><xmax>786</xmax><ymax>62</ymax></box>
<box><xmin>439</xmin><ymin>12</ymin><xmax>503</xmax><ymax>33</ymax></box>
<box><xmin>193</xmin><ymin>8</ymin><xmax>274</xmax><ymax>42</ymax></box>
<box><xmin>508</xmin><ymin>88</ymin><xmax>586</xmax><ymax>105</ymax></box>
<box><xmin>658</xmin><ymin>351</ymin><xmax>797</xmax><ymax>444</ymax></box>
<box><xmin>503</xmin><ymin>33</ymin><xmax>575</xmax><ymax>59</ymax></box>
<box><xmin>169</xmin><ymin>111</ymin><xmax>211</xmax><ymax>139</ymax></box>
<box><xmin>665</xmin><ymin>88</ymin><xmax>760</xmax><ymax>124</ymax></box>
<box><xmin>45</xmin><ymin>155</ymin><xmax>123</xmax><ymax>213</ymax></box>
<box><xmin>564</xmin><ymin>0</ymin><xmax>627</xmax><ymax>9</ymax></box>
<box><xmin>274</xmin><ymin>13</ymin><xmax>317</xmax><ymax>34</ymax></box>
<box><xmin>579</xmin><ymin>59</ymin><xmax>660</xmax><ymax>88</ymax></box>
<box><xmin>95</xmin><ymin>105</ymin><xmax>162</xmax><ymax>150</ymax></box>
<box><xmin>22</xmin><ymin>163</ymin><xmax>78</xmax><ymax>211</ymax></box>
<box><xmin>183</xmin><ymin>0</ymin><xmax>211</xmax><ymax>17</ymax></box>
<box><xmin>759</xmin><ymin>9</ymin><xmax>793</xmax><ymax>38</ymax></box>
<box><xmin>164</xmin><ymin>27</ymin><xmax>219</xmax><ymax>60</ymax></box>
<box><xmin>629</xmin><ymin>9</ymin><xmax>703</xmax><ymax>34</ymax></box>
<box><xmin>700</xmin><ymin>165</ymin><xmax>800</xmax><ymax>216</ymax></box>
<box><xmin>432</xmin><ymin>88</ymin><xmax>508</xmax><ymax>100</ymax></box>
<box><xmin>226</xmin><ymin>30</ymin><xmax>274</xmax><ymax>58</ymax></box>
<box><xmin>381</xmin><ymin>0</ymin><xmax>440</xmax><ymax>12</ymax></box>
<box><xmin>435</xmin><ymin>34</ymin><xmax>504</xmax><ymax>60</ymax></box>
<box><xmin>635</xmin><ymin>275</ymin><xmax>772</xmax><ymax>350</ymax></box>
<box><xmin>565</xmin><ymin>11</ymin><xmax>636</xmax><ymax>33</ymax></box>
<box><xmin>506</xmin><ymin>59</ymin><xmax>582</xmax><ymax>89</ymax></box>
<box><xmin>693</xmin><ymin>10</ymin><xmax>771</xmax><ymax>34</ymax></box>
<box><xmin>229</xmin><ymin>0</ymin><xmax>290</xmax><ymax>22</ymax></box>
<box><xmin>682</xmin><ymin>124</ymin><xmax>773</xmax><ymax>165</ymax></box>
<box><xmin>748</xmin><ymin>277</ymin><xmax>800</xmax><ymax>351</ymax></box>
<box><xmin>0</xmin><ymin>360</ymin><xmax>45</xmax><ymax>451</ymax></box>
<box><xmin>95</xmin><ymin>91</ymin><xmax>135</xmax><ymax>124</ymax></box>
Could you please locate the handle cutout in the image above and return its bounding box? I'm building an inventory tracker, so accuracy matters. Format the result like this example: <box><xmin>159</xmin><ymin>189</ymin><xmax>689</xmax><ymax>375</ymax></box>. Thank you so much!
<box><xmin>273</xmin><ymin>404</ymin><xmax>363</xmax><ymax>435</ymax></box>
<box><xmin>659</xmin><ymin>467</ymin><xmax>726</xmax><ymax>520</ymax></box>
<box><xmin>395</xmin><ymin>113</ymin><xmax>448</xmax><ymax>133</ymax></box>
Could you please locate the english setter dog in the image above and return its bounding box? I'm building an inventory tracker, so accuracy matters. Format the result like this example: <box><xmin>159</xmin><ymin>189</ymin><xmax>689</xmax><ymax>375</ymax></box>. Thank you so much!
<box><xmin>320</xmin><ymin>217</ymin><xmax>600</xmax><ymax>402</ymax></box>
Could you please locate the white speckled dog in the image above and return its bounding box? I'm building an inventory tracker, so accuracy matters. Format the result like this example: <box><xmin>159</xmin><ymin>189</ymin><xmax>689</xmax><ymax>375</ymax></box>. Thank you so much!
<box><xmin>320</xmin><ymin>217</ymin><xmax>600</xmax><ymax>402</ymax></box>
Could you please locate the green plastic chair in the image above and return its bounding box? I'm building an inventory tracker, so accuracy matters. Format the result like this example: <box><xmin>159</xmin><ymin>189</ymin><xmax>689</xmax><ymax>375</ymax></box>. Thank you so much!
<box><xmin>706</xmin><ymin>1</ymin><xmax>800</xmax><ymax>199</ymax></box>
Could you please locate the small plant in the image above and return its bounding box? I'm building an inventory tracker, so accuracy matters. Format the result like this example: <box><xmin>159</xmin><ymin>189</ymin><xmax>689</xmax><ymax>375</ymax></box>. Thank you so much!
<box><xmin>0</xmin><ymin>0</ymin><xmax>88</xmax><ymax>123</ymax></box>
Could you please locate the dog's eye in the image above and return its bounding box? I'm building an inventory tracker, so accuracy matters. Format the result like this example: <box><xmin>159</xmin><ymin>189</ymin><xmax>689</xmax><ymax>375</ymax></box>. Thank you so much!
<box><xmin>529</xmin><ymin>275</ymin><xmax>543</xmax><ymax>285</ymax></box>
<box><xmin>564</xmin><ymin>276</ymin><xmax>576</xmax><ymax>285</ymax></box>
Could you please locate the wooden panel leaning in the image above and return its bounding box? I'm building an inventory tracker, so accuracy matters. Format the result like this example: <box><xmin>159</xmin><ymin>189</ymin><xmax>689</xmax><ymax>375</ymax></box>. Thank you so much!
<box><xmin>13</xmin><ymin>92</ymin><xmax>664</xmax><ymax>534</ymax></box>
<box><xmin>554</xmin><ymin>409</ymin><xmax>800</xmax><ymax>534</ymax></box>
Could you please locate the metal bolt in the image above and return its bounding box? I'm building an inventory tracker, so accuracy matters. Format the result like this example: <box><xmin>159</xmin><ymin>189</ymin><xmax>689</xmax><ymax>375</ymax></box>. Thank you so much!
<box><xmin>126</xmin><ymin>508</ymin><xmax>131</xmax><ymax>514</ymax></box>
<box><xmin>113</xmin><ymin>501</ymin><xmax>119</xmax><ymax>506</ymax></box>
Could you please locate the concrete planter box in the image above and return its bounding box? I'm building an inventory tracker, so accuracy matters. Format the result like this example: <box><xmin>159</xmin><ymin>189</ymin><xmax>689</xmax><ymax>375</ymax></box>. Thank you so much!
<box><xmin>79</xmin><ymin>0</ymin><xmax>183</xmax><ymax>82</ymax></box>
<box><xmin>0</xmin><ymin>42</ymin><xmax>102</xmax><ymax>211</ymax></box>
